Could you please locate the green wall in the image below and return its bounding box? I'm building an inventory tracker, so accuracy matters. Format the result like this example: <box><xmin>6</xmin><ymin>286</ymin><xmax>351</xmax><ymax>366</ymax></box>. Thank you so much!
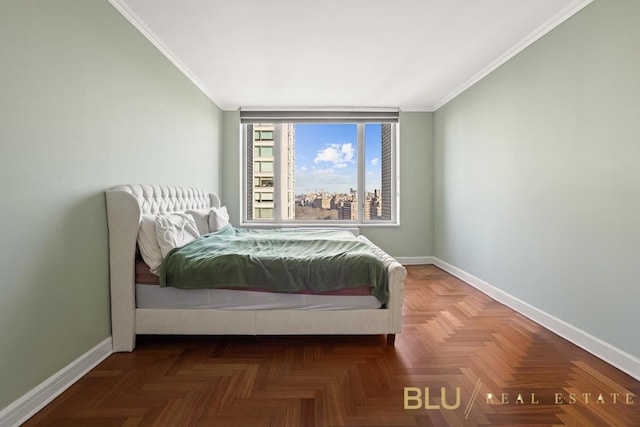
<box><xmin>434</xmin><ymin>0</ymin><xmax>640</xmax><ymax>357</ymax></box>
<box><xmin>220</xmin><ymin>111</ymin><xmax>434</xmax><ymax>259</ymax></box>
<box><xmin>221</xmin><ymin>110</ymin><xmax>242</xmax><ymax>226</ymax></box>
<box><xmin>6</xmin><ymin>0</ymin><xmax>637</xmax><ymax>413</ymax></box>
<box><xmin>0</xmin><ymin>0</ymin><xmax>222</xmax><ymax>409</ymax></box>
<box><xmin>364</xmin><ymin>112</ymin><xmax>433</xmax><ymax>258</ymax></box>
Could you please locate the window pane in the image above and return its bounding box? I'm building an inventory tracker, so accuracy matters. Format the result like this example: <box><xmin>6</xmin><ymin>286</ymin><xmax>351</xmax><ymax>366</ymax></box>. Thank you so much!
<box><xmin>365</xmin><ymin>123</ymin><xmax>382</xmax><ymax>220</ymax></box>
<box><xmin>380</xmin><ymin>123</ymin><xmax>393</xmax><ymax>221</ymax></box>
<box><xmin>255</xmin><ymin>191</ymin><xmax>274</xmax><ymax>202</ymax></box>
<box><xmin>256</xmin><ymin>208</ymin><xmax>274</xmax><ymax>219</ymax></box>
<box><xmin>249</xmin><ymin>125</ymin><xmax>277</xmax><ymax>221</ymax></box>
<box><xmin>293</xmin><ymin>123</ymin><xmax>357</xmax><ymax>221</ymax></box>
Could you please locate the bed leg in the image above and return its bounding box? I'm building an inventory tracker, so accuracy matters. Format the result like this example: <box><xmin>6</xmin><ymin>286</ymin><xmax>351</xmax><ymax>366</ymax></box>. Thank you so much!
<box><xmin>386</xmin><ymin>334</ymin><xmax>396</xmax><ymax>346</ymax></box>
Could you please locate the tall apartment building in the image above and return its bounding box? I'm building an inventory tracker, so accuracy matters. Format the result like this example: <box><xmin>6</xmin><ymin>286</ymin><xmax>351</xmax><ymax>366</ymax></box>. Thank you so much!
<box><xmin>369</xmin><ymin>189</ymin><xmax>382</xmax><ymax>220</ymax></box>
<box><xmin>340</xmin><ymin>200</ymin><xmax>358</xmax><ymax>221</ymax></box>
<box><xmin>247</xmin><ymin>124</ymin><xmax>296</xmax><ymax>220</ymax></box>
<box><xmin>380</xmin><ymin>123</ymin><xmax>392</xmax><ymax>221</ymax></box>
<box><xmin>313</xmin><ymin>196</ymin><xmax>332</xmax><ymax>210</ymax></box>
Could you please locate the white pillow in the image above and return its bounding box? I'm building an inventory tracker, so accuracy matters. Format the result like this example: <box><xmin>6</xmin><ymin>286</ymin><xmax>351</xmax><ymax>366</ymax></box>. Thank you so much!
<box><xmin>208</xmin><ymin>206</ymin><xmax>230</xmax><ymax>232</ymax></box>
<box><xmin>185</xmin><ymin>208</ymin><xmax>211</xmax><ymax>235</ymax></box>
<box><xmin>137</xmin><ymin>214</ymin><xmax>164</xmax><ymax>274</ymax></box>
<box><xmin>154</xmin><ymin>213</ymin><xmax>200</xmax><ymax>258</ymax></box>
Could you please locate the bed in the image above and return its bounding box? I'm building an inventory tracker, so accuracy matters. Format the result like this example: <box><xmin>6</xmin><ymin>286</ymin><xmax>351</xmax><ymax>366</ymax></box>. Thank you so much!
<box><xmin>105</xmin><ymin>184</ymin><xmax>406</xmax><ymax>352</ymax></box>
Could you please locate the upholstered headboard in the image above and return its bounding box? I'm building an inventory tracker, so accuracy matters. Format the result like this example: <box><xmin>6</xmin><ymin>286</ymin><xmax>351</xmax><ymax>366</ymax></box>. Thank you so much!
<box><xmin>108</xmin><ymin>184</ymin><xmax>220</xmax><ymax>214</ymax></box>
<box><xmin>105</xmin><ymin>184</ymin><xmax>221</xmax><ymax>351</ymax></box>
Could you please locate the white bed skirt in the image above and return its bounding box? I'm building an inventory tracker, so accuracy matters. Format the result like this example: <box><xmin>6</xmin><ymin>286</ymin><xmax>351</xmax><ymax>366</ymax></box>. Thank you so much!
<box><xmin>136</xmin><ymin>284</ymin><xmax>382</xmax><ymax>310</ymax></box>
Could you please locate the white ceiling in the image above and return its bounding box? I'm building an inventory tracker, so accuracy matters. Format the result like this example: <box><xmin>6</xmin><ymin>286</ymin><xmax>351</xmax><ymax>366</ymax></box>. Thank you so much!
<box><xmin>108</xmin><ymin>0</ymin><xmax>592</xmax><ymax>111</ymax></box>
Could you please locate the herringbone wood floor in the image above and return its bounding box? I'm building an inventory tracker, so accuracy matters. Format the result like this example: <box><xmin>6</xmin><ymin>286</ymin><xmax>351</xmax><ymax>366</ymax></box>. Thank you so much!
<box><xmin>24</xmin><ymin>265</ymin><xmax>639</xmax><ymax>426</ymax></box>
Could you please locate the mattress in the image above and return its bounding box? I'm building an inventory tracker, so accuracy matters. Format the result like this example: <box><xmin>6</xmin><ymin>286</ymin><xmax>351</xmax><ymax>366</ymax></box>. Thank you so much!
<box><xmin>135</xmin><ymin>233</ymin><xmax>390</xmax><ymax>310</ymax></box>
<box><xmin>136</xmin><ymin>283</ymin><xmax>382</xmax><ymax>310</ymax></box>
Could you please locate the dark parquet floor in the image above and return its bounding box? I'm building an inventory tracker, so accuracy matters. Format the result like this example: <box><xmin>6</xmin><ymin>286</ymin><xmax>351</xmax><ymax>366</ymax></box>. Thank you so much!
<box><xmin>24</xmin><ymin>265</ymin><xmax>640</xmax><ymax>426</ymax></box>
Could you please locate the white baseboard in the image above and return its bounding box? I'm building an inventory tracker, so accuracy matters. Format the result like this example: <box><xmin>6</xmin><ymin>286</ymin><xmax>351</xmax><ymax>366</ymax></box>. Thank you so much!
<box><xmin>396</xmin><ymin>256</ymin><xmax>436</xmax><ymax>265</ymax></box>
<box><xmin>432</xmin><ymin>258</ymin><xmax>640</xmax><ymax>381</ymax></box>
<box><xmin>0</xmin><ymin>337</ymin><xmax>113</xmax><ymax>427</ymax></box>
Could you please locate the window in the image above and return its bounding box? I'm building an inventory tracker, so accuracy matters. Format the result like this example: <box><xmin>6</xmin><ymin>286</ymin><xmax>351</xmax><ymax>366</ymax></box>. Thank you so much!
<box><xmin>254</xmin><ymin>192</ymin><xmax>274</xmax><ymax>202</ymax></box>
<box><xmin>254</xmin><ymin>130</ymin><xmax>274</xmax><ymax>141</ymax></box>
<box><xmin>242</xmin><ymin>110</ymin><xmax>399</xmax><ymax>225</ymax></box>
<box><xmin>254</xmin><ymin>146</ymin><xmax>274</xmax><ymax>157</ymax></box>
<box><xmin>254</xmin><ymin>161</ymin><xmax>273</xmax><ymax>173</ymax></box>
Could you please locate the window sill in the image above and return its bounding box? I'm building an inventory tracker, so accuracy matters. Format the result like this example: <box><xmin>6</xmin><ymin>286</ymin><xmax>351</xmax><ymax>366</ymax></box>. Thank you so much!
<box><xmin>239</xmin><ymin>221</ymin><xmax>400</xmax><ymax>228</ymax></box>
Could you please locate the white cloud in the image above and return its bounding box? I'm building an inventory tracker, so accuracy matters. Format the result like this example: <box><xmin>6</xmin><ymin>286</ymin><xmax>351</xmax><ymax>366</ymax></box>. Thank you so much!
<box><xmin>300</xmin><ymin>166</ymin><xmax>307</xmax><ymax>172</ymax></box>
<box><xmin>371</xmin><ymin>157</ymin><xmax>379</xmax><ymax>166</ymax></box>
<box><xmin>314</xmin><ymin>143</ymin><xmax>355</xmax><ymax>168</ymax></box>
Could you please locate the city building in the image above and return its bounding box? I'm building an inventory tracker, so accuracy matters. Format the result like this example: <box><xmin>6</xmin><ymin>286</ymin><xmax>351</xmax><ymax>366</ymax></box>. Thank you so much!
<box><xmin>247</xmin><ymin>124</ymin><xmax>295</xmax><ymax>220</ymax></box>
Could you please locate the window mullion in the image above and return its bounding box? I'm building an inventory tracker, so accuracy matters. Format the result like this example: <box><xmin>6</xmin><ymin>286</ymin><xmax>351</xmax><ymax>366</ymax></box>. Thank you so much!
<box><xmin>357</xmin><ymin>123</ymin><xmax>365</xmax><ymax>223</ymax></box>
<box><xmin>392</xmin><ymin>123</ymin><xmax>399</xmax><ymax>223</ymax></box>
<box><xmin>242</xmin><ymin>124</ymin><xmax>250</xmax><ymax>221</ymax></box>
<box><xmin>274</xmin><ymin>124</ymin><xmax>282</xmax><ymax>223</ymax></box>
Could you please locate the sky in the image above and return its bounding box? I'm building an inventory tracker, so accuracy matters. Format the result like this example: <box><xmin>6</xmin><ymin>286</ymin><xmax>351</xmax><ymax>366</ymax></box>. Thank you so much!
<box><xmin>294</xmin><ymin>123</ymin><xmax>382</xmax><ymax>194</ymax></box>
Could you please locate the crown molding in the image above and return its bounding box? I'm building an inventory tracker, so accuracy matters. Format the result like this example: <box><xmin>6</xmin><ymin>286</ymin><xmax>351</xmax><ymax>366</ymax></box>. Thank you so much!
<box><xmin>432</xmin><ymin>0</ymin><xmax>594</xmax><ymax>111</ymax></box>
<box><xmin>399</xmin><ymin>107</ymin><xmax>435</xmax><ymax>113</ymax></box>
<box><xmin>107</xmin><ymin>0</ymin><xmax>228</xmax><ymax>110</ymax></box>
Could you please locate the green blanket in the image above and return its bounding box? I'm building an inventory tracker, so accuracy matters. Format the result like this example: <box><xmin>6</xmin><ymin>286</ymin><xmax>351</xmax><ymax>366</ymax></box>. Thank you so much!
<box><xmin>159</xmin><ymin>225</ymin><xmax>388</xmax><ymax>303</ymax></box>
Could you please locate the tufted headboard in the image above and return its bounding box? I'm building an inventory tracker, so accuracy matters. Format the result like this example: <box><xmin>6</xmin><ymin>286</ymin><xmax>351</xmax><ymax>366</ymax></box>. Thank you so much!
<box><xmin>104</xmin><ymin>184</ymin><xmax>221</xmax><ymax>351</ymax></box>
<box><xmin>108</xmin><ymin>184</ymin><xmax>220</xmax><ymax>215</ymax></box>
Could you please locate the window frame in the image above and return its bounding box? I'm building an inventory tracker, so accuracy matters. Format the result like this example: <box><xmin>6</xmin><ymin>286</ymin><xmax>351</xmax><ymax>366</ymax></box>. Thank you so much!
<box><xmin>240</xmin><ymin>112</ymin><xmax>400</xmax><ymax>227</ymax></box>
